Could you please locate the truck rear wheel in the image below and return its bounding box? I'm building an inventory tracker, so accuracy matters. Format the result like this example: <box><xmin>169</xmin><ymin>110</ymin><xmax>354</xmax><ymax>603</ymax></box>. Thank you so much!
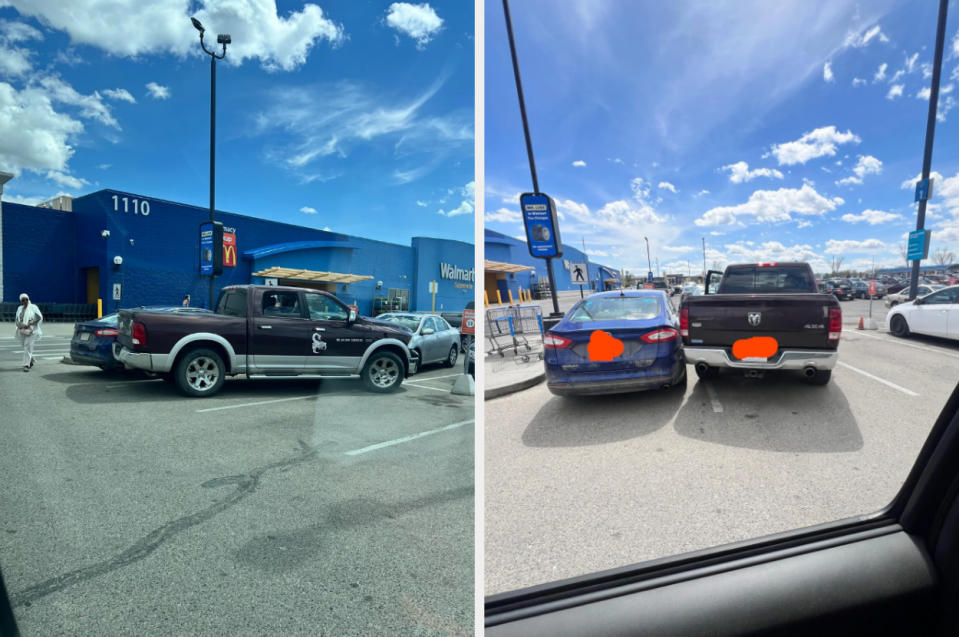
<box><xmin>362</xmin><ymin>351</ymin><xmax>404</xmax><ymax>393</ymax></box>
<box><xmin>174</xmin><ymin>348</ymin><xmax>225</xmax><ymax>397</ymax></box>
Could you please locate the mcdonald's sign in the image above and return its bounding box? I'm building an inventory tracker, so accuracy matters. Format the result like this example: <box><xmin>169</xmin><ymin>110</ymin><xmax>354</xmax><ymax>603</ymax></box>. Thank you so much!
<box><xmin>223</xmin><ymin>232</ymin><xmax>237</xmax><ymax>267</ymax></box>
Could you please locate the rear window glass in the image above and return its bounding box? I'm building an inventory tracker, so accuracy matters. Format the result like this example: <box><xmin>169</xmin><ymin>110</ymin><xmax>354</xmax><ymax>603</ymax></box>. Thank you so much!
<box><xmin>719</xmin><ymin>266</ymin><xmax>814</xmax><ymax>293</ymax></box>
<box><xmin>217</xmin><ymin>290</ymin><xmax>248</xmax><ymax>317</ymax></box>
<box><xmin>569</xmin><ymin>296</ymin><xmax>662</xmax><ymax>322</ymax></box>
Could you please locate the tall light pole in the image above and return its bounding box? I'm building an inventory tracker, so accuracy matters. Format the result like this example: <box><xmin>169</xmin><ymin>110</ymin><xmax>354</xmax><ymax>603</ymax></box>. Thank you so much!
<box><xmin>908</xmin><ymin>0</ymin><xmax>948</xmax><ymax>301</ymax></box>
<box><xmin>192</xmin><ymin>17</ymin><xmax>230</xmax><ymax>309</ymax></box>
<box><xmin>702</xmin><ymin>236</ymin><xmax>707</xmax><ymax>281</ymax></box>
<box><xmin>644</xmin><ymin>236</ymin><xmax>652</xmax><ymax>282</ymax></box>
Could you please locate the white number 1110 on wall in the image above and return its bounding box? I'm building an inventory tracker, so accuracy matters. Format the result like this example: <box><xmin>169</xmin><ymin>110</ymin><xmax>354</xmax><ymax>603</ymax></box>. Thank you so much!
<box><xmin>112</xmin><ymin>195</ymin><xmax>150</xmax><ymax>216</ymax></box>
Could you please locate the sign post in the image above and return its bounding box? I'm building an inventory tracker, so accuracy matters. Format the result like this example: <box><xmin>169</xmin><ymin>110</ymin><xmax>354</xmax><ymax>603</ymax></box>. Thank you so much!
<box><xmin>451</xmin><ymin>306</ymin><xmax>475</xmax><ymax>396</ymax></box>
<box><xmin>429</xmin><ymin>280</ymin><xmax>438</xmax><ymax>312</ymax></box>
<box><xmin>520</xmin><ymin>192</ymin><xmax>563</xmax><ymax>318</ymax></box>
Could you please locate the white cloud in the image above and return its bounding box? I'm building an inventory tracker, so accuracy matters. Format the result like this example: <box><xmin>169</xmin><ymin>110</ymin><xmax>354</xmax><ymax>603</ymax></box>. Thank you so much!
<box><xmin>889</xmin><ymin>69</ymin><xmax>905</xmax><ymax>84</ymax></box>
<box><xmin>437</xmin><ymin>200</ymin><xmax>472</xmax><ymax>217</ymax></box>
<box><xmin>852</xmin><ymin>77</ymin><xmax>867</xmax><ymax>87</ymax></box>
<box><xmin>769</xmin><ymin>126</ymin><xmax>860</xmax><ymax>166</ymax></box>
<box><xmin>437</xmin><ymin>180</ymin><xmax>474</xmax><ymax>218</ymax></box>
<box><xmin>385</xmin><ymin>3</ymin><xmax>443</xmax><ymax>50</ymax></box>
<box><xmin>0</xmin><ymin>81</ymin><xmax>83</xmax><ymax>176</ymax></box>
<box><xmin>661</xmin><ymin>245</ymin><xmax>694</xmax><ymax>254</ymax></box>
<box><xmin>900</xmin><ymin>170</ymin><xmax>945</xmax><ymax>190</ymax></box>
<box><xmin>0</xmin><ymin>20</ymin><xmax>42</xmax><ymax>43</ymax></box>
<box><xmin>905</xmin><ymin>52</ymin><xmax>919</xmax><ymax>74</ymax></box>
<box><xmin>45</xmin><ymin>170</ymin><xmax>87</xmax><ymax>189</ymax></box>
<box><xmin>256</xmin><ymin>74</ymin><xmax>471</xmax><ymax>183</ymax></box>
<box><xmin>722</xmin><ymin>160</ymin><xmax>784</xmax><ymax>183</ymax></box>
<box><xmin>843</xmin><ymin>24</ymin><xmax>889</xmax><ymax>48</ymax></box>
<box><xmin>608</xmin><ymin>157</ymin><xmax>624</xmax><ymax>165</ymax></box>
<box><xmin>658</xmin><ymin>181</ymin><xmax>678</xmax><ymax>193</ymax></box>
<box><xmin>797</xmin><ymin>220</ymin><xmax>813</xmax><ymax>228</ymax></box>
<box><xmin>485</xmin><ymin>207</ymin><xmax>521</xmax><ymax>223</ymax></box>
<box><xmin>693</xmin><ymin>189</ymin><xmax>710</xmax><ymax>198</ymax></box>
<box><xmin>835</xmin><ymin>154</ymin><xmax>883</xmax><ymax>186</ymax></box>
<box><xmin>415</xmin><ymin>200</ymin><xmax>427</xmax><ymax>207</ymax></box>
<box><xmin>7</xmin><ymin>0</ymin><xmax>344</xmax><ymax>72</ymax></box>
<box><xmin>823</xmin><ymin>61</ymin><xmax>834</xmax><ymax>83</ymax></box>
<box><xmin>938</xmin><ymin>95</ymin><xmax>957</xmax><ymax>122</ymax></box>
<box><xmin>841</xmin><ymin>209</ymin><xmax>901</xmax><ymax>224</ymax></box>
<box><xmin>725</xmin><ymin>241</ymin><xmax>822</xmax><ymax>265</ymax></box>
<box><xmin>887</xmin><ymin>84</ymin><xmax>904</xmax><ymax>100</ymax></box>
<box><xmin>300</xmin><ymin>206</ymin><xmax>317</xmax><ymax>214</ymax></box>
<box><xmin>694</xmin><ymin>184</ymin><xmax>843</xmax><ymax>227</ymax></box>
<box><xmin>37</xmin><ymin>75</ymin><xmax>118</xmax><ymax>127</ymax></box>
<box><xmin>102</xmin><ymin>88</ymin><xmax>136</xmax><ymax>104</ymax></box>
<box><xmin>145</xmin><ymin>82</ymin><xmax>169</xmax><ymax>100</ymax></box>
<box><xmin>572</xmin><ymin>160</ymin><xmax>586</xmax><ymax>167</ymax></box>
<box><xmin>0</xmin><ymin>45</ymin><xmax>33</xmax><ymax>77</ymax></box>
<box><xmin>824</xmin><ymin>238</ymin><xmax>887</xmax><ymax>254</ymax></box>
<box><xmin>874</xmin><ymin>62</ymin><xmax>887</xmax><ymax>82</ymax></box>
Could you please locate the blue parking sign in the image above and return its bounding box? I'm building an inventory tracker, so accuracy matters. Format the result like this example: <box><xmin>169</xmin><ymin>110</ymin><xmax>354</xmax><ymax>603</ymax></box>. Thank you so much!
<box><xmin>907</xmin><ymin>229</ymin><xmax>931</xmax><ymax>261</ymax></box>
<box><xmin>520</xmin><ymin>193</ymin><xmax>563</xmax><ymax>259</ymax></box>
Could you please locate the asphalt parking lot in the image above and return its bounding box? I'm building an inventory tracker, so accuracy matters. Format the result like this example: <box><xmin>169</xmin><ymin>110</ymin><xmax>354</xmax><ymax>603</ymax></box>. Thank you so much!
<box><xmin>0</xmin><ymin>327</ymin><xmax>474</xmax><ymax>636</ymax></box>
<box><xmin>485</xmin><ymin>298</ymin><xmax>959</xmax><ymax>595</ymax></box>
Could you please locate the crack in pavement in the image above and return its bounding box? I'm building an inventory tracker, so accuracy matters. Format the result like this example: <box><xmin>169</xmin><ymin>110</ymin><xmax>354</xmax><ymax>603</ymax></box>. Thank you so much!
<box><xmin>11</xmin><ymin>441</ymin><xmax>318</xmax><ymax>608</ymax></box>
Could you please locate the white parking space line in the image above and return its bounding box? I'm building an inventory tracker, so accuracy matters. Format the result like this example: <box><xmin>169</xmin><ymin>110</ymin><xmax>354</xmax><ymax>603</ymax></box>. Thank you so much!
<box><xmin>196</xmin><ymin>395</ymin><xmax>317</xmax><ymax>413</ymax></box>
<box><xmin>704</xmin><ymin>381</ymin><xmax>723</xmax><ymax>413</ymax></box>
<box><xmin>851</xmin><ymin>330</ymin><xmax>959</xmax><ymax>360</ymax></box>
<box><xmin>837</xmin><ymin>361</ymin><xmax>919</xmax><ymax>397</ymax></box>
<box><xmin>403</xmin><ymin>381</ymin><xmax>451</xmax><ymax>392</ymax></box>
<box><xmin>344</xmin><ymin>419</ymin><xmax>474</xmax><ymax>456</ymax></box>
<box><xmin>416</xmin><ymin>373</ymin><xmax>462</xmax><ymax>381</ymax></box>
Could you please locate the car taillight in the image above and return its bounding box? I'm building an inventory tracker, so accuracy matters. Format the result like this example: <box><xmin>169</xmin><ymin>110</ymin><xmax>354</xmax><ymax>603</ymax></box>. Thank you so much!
<box><xmin>132</xmin><ymin>322</ymin><xmax>147</xmax><ymax>346</ymax></box>
<box><xmin>543</xmin><ymin>333</ymin><xmax>573</xmax><ymax>349</ymax></box>
<box><xmin>680</xmin><ymin>308</ymin><xmax>689</xmax><ymax>338</ymax></box>
<box><xmin>641</xmin><ymin>328</ymin><xmax>679</xmax><ymax>343</ymax></box>
<box><xmin>829</xmin><ymin>308</ymin><xmax>842</xmax><ymax>341</ymax></box>
<box><xmin>95</xmin><ymin>328</ymin><xmax>119</xmax><ymax>337</ymax></box>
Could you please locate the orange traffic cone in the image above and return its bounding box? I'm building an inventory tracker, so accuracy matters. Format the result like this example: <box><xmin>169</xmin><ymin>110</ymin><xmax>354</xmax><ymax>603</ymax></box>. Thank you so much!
<box><xmin>857</xmin><ymin>317</ymin><xmax>864</xmax><ymax>330</ymax></box>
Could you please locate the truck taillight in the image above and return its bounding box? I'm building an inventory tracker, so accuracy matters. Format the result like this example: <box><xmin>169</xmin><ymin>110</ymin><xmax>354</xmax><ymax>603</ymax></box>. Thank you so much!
<box><xmin>132</xmin><ymin>322</ymin><xmax>147</xmax><ymax>346</ymax></box>
<box><xmin>829</xmin><ymin>308</ymin><xmax>842</xmax><ymax>341</ymax></box>
<box><xmin>680</xmin><ymin>308</ymin><xmax>689</xmax><ymax>338</ymax></box>
<box><xmin>757</xmin><ymin>262</ymin><xmax>778</xmax><ymax>267</ymax></box>
<box><xmin>543</xmin><ymin>333</ymin><xmax>573</xmax><ymax>349</ymax></box>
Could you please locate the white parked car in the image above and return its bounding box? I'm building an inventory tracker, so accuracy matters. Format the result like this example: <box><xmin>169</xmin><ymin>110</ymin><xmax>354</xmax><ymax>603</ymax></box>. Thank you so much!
<box><xmin>887</xmin><ymin>285</ymin><xmax>959</xmax><ymax>340</ymax></box>
<box><xmin>375</xmin><ymin>313</ymin><xmax>462</xmax><ymax>367</ymax></box>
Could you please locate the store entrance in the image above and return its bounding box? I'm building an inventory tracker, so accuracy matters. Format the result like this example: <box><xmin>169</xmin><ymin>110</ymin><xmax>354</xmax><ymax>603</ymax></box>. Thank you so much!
<box><xmin>278</xmin><ymin>279</ymin><xmax>336</xmax><ymax>294</ymax></box>
<box><xmin>84</xmin><ymin>267</ymin><xmax>99</xmax><ymax>304</ymax></box>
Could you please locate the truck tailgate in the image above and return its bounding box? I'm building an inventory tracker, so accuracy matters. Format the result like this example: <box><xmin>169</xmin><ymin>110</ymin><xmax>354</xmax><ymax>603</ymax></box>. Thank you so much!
<box><xmin>684</xmin><ymin>294</ymin><xmax>838</xmax><ymax>349</ymax></box>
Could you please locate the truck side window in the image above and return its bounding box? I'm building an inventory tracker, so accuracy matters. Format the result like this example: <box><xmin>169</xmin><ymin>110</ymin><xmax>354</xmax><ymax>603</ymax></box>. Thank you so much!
<box><xmin>263</xmin><ymin>291</ymin><xmax>301</xmax><ymax>316</ymax></box>
<box><xmin>305</xmin><ymin>293</ymin><xmax>348</xmax><ymax>321</ymax></box>
<box><xmin>218</xmin><ymin>290</ymin><xmax>248</xmax><ymax>317</ymax></box>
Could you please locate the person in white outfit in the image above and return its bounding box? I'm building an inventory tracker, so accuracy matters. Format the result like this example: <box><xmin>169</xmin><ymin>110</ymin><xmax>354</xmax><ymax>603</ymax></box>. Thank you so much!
<box><xmin>15</xmin><ymin>293</ymin><xmax>43</xmax><ymax>372</ymax></box>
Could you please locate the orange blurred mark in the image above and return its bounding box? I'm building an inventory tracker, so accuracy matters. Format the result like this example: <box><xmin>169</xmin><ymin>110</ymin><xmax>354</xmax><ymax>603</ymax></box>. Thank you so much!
<box><xmin>588</xmin><ymin>330</ymin><xmax>624</xmax><ymax>361</ymax></box>
<box><xmin>732</xmin><ymin>336</ymin><xmax>779</xmax><ymax>359</ymax></box>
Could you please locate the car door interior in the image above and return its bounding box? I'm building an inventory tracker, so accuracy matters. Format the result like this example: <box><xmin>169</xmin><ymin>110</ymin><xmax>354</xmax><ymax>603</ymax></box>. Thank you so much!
<box><xmin>487</xmin><ymin>383</ymin><xmax>959</xmax><ymax>636</ymax></box>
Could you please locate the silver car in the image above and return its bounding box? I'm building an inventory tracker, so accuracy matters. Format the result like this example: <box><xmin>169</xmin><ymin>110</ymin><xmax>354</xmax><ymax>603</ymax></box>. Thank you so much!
<box><xmin>885</xmin><ymin>284</ymin><xmax>944</xmax><ymax>307</ymax></box>
<box><xmin>376</xmin><ymin>313</ymin><xmax>462</xmax><ymax>368</ymax></box>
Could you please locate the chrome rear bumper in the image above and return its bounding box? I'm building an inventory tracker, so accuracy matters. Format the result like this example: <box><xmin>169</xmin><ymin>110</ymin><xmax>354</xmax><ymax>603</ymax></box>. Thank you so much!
<box><xmin>683</xmin><ymin>346</ymin><xmax>838</xmax><ymax>370</ymax></box>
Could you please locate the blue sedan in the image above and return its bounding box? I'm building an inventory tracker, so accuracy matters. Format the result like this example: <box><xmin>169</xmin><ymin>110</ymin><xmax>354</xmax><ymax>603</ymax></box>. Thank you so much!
<box><xmin>543</xmin><ymin>290</ymin><xmax>686</xmax><ymax>396</ymax></box>
<box><xmin>71</xmin><ymin>306</ymin><xmax>211</xmax><ymax>370</ymax></box>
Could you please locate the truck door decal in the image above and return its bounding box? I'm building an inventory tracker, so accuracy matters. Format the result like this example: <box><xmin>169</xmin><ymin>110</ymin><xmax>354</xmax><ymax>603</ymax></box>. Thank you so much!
<box><xmin>312</xmin><ymin>332</ymin><xmax>327</xmax><ymax>353</ymax></box>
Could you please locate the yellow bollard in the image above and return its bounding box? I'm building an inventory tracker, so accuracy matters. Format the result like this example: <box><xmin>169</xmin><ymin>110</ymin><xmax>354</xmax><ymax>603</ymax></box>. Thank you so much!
<box><xmin>484</xmin><ymin>290</ymin><xmax>489</xmax><ymax>307</ymax></box>
<box><xmin>508</xmin><ymin>289</ymin><xmax>514</xmax><ymax>304</ymax></box>
<box><xmin>496</xmin><ymin>289</ymin><xmax>503</xmax><ymax>304</ymax></box>
<box><xmin>97</xmin><ymin>298</ymin><xmax>102</xmax><ymax>318</ymax></box>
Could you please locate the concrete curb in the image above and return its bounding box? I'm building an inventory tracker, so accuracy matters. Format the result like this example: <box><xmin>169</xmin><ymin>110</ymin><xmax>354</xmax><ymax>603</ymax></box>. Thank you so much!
<box><xmin>485</xmin><ymin>371</ymin><xmax>545</xmax><ymax>400</ymax></box>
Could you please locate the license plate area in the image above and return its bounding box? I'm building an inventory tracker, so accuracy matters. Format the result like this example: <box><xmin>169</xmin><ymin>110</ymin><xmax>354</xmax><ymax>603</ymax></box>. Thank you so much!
<box><xmin>80</xmin><ymin>332</ymin><xmax>92</xmax><ymax>341</ymax></box>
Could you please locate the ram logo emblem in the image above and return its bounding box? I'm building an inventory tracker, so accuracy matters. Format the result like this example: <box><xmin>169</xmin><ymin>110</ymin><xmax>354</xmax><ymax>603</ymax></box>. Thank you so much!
<box><xmin>747</xmin><ymin>312</ymin><xmax>761</xmax><ymax>327</ymax></box>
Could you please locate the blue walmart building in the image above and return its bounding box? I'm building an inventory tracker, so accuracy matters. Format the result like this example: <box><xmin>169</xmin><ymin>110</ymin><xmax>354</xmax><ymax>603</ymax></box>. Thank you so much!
<box><xmin>0</xmin><ymin>189</ymin><xmax>474</xmax><ymax>316</ymax></box>
<box><xmin>484</xmin><ymin>229</ymin><xmax>621</xmax><ymax>303</ymax></box>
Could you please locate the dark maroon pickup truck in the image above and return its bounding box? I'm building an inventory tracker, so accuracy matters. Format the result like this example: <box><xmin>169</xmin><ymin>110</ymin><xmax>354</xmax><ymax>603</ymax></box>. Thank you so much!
<box><xmin>680</xmin><ymin>262</ymin><xmax>841</xmax><ymax>385</ymax></box>
<box><xmin>114</xmin><ymin>284</ymin><xmax>419</xmax><ymax>397</ymax></box>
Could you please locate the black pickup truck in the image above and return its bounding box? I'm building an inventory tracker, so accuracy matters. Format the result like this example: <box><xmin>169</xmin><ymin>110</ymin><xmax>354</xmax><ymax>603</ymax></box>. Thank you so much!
<box><xmin>680</xmin><ymin>262</ymin><xmax>841</xmax><ymax>385</ymax></box>
<box><xmin>114</xmin><ymin>285</ymin><xmax>419</xmax><ymax>397</ymax></box>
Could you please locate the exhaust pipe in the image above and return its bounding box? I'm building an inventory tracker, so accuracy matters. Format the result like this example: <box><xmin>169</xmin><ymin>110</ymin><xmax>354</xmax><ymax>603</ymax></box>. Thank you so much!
<box><xmin>802</xmin><ymin>366</ymin><xmax>817</xmax><ymax>378</ymax></box>
<box><xmin>744</xmin><ymin>369</ymin><xmax>762</xmax><ymax>378</ymax></box>
<box><xmin>695</xmin><ymin>362</ymin><xmax>709</xmax><ymax>375</ymax></box>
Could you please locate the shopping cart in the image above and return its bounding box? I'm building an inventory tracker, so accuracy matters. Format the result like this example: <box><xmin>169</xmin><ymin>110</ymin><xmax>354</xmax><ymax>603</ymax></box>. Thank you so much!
<box><xmin>486</xmin><ymin>305</ymin><xmax>545</xmax><ymax>361</ymax></box>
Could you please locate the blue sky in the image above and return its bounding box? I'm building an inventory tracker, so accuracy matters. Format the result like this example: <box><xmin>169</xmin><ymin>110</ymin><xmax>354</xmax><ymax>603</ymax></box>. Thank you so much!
<box><xmin>0</xmin><ymin>1</ymin><xmax>474</xmax><ymax>245</ymax></box>
<box><xmin>485</xmin><ymin>0</ymin><xmax>959</xmax><ymax>276</ymax></box>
